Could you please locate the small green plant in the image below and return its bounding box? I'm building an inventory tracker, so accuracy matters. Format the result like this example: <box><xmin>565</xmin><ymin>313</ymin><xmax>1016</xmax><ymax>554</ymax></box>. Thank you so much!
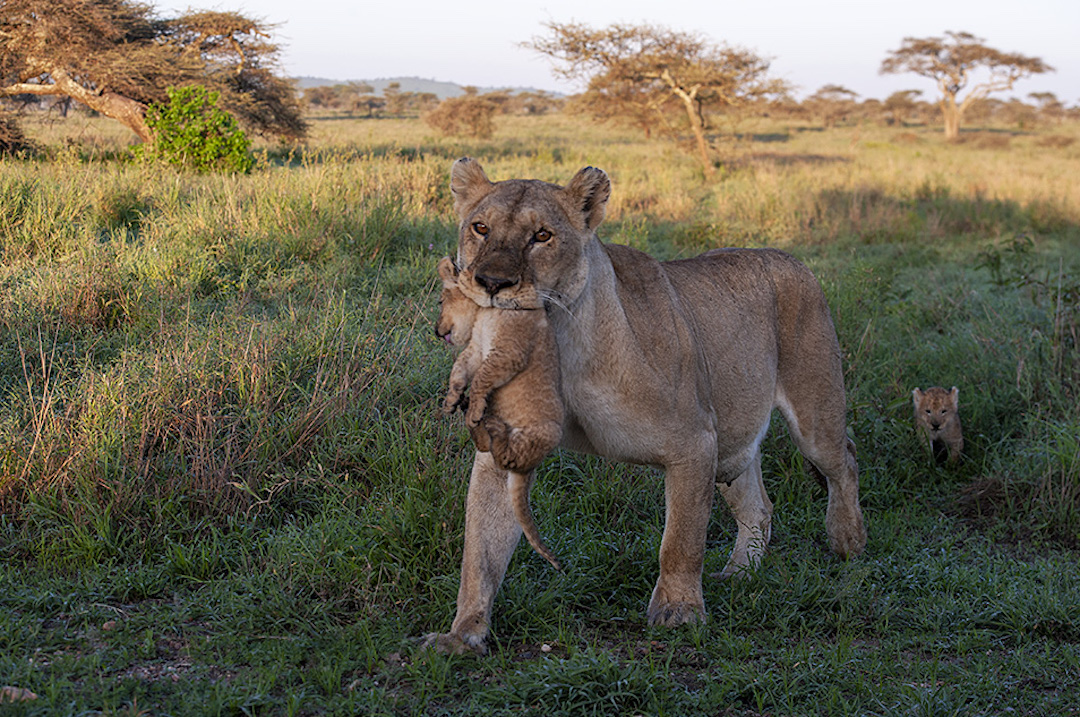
<box><xmin>142</xmin><ymin>86</ymin><xmax>254</xmax><ymax>173</ymax></box>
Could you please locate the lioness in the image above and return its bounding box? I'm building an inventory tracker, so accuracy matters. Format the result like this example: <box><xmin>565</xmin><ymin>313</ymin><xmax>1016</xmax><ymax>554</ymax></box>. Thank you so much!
<box><xmin>435</xmin><ymin>256</ymin><xmax>563</xmax><ymax>571</ymax></box>
<box><xmin>423</xmin><ymin>158</ymin><xmax>867</xmax><ymax>655</ymax></box>
<box><xmin>912</xmin><ymin>386</ymin><xmax>963</xmax><ymax>466</ymax></box>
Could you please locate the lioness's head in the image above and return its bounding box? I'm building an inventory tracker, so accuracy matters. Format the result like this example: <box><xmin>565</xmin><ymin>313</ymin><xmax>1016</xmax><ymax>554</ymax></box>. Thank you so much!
<box><xmin>450</xmin><ymin>158</ymin><xmax>611</xmax><ymax>310</ymax></box>
<box><xmin>435</xmin><ymin>256</ymin><xmax>478</xmax><ymax>347</ymax></box>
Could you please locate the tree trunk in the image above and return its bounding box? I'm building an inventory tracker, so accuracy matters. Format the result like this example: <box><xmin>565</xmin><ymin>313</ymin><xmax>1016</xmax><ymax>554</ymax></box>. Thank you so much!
<box><xmin>940</xmin><ymin>94</ymin><xmax>961</xmax><ymax>141</ymax></box>
<box><xmin>670</xmin><ymin>86</ymin><xmax>714</xmax><ymax>178</ymax></box>
<box><xmin>1</xmin><ymin>68</ymin><xmax>155</xmax><ymax>143</ymax></box>
<box><xmin>51</xmin><ymin>70</ymin><xmax>154</xmax><ymax>143</ymax></box>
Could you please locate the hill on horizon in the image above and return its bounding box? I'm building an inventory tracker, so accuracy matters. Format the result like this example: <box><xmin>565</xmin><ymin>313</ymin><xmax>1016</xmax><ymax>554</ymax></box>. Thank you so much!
<box><xmin>292</xmin><ymin>75</ymin><xmax>561</xmax><ymax>99</ymax></box>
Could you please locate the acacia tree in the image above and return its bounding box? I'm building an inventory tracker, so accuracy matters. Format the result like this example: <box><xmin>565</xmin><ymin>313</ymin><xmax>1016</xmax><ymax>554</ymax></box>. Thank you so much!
<box><xmin>527</xmin><ymin>21</ymin><xmax>781</xmax><ymax>176</ymax></box>
<box><xmin>880</xmin><ymin>31</ymin><xmax>1052</xmax><ymax>140</ymax></box>
<box><xmin>882</xmin><ymin>89</ymin><xmax>922</xmax><ymax>126</ymax></box>
<box><xmin>0</xmin><ymin>0</ymin><xmax>305</xmax><ymax>143</ymax></box>
<box><xmin>804</xmin><ymin>84</ymin><xmax>858</xmax><ymax>127</ymax></box>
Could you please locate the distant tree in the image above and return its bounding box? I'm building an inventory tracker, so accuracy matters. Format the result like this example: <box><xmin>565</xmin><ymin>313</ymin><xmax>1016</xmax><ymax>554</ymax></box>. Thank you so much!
<box><xmin>880</xmin><ymin>31</ymin><xmax>1052</xmax><ymax>140</ymax></box>
<box><xmin>804</xmin><ymin>84</ymin><xmax>858</xmax><ymax>127</ymax></box>
<box><xmin>527</xmin><ymin>21</ymin><xmax>783</xmax><ymax>176</ymax></box>
<box><xmin>302</xmin><ymin>85</ymin><xmax>338</xmax><ymax>110</ymax></box>
<box><xmin>998</xmin><ymin>98</ymin><xmax>1038</xmax><ymax>131</ymax></box>
<box><xmin>1028</xmin><ymin>92</ymin><xmax>1064</xmax><ymax>125</ymax></box>
<box><xmin>882</xmin><ymin>90</ymin><xmax>923</xmax><ymax>126</ymax></box>
<box><xmin>0</xmin><ymin>0</ymin><xmax>306</xmax><ymax>143</ymax></box>
<box><xmin>506</xmin><ymin>90</ymin><xmax>562</xmax><ymax>116</ymax></box>
<box><xmin>424</xmin><ymin>95</ymin><xmax>496</xmax><ymax>139</ymax></box>
<box><xmin>382</xmin><ymin>82</ymin><xmax>406</xmax><ymax>115</ymax></box>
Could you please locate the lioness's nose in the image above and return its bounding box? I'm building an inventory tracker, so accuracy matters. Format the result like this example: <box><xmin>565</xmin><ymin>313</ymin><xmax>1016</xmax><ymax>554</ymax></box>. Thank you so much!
<box><xmin>475</xmin><ymin>273</ymin><xmax>517</xmax><ymax>296</ymax></box>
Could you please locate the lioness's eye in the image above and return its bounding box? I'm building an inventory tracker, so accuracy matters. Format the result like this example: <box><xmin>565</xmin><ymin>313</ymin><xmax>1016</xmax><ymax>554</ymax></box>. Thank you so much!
<box><xmin>533</xmin><ymin>229</ymin><xmax>552</xmax><ymax>243</ymax></box>
<box><xmin>472</xmin><ymin>222</ymin><xmax>489</xmax><ymax>236</ymax></box>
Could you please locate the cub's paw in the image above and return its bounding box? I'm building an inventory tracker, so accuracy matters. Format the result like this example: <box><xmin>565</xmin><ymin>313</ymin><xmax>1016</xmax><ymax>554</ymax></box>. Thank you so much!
<box><xmin>483</xmin><ymin>417</ymin><xmax>515</xmax><ymax>469</ymax></box>
<box><xmin>419</xmin><ymin>632</ymin><xmax>487</xmax><ymax>656</ymax></box>
<box><xmin>442</xmin><ymin>391</ymin><xmax>468</xmax><ymax>415</ymax></box>
<box><xmin>464</xmin><ymin>397</ymin><xmax>488</xmax><ymax>427</ymax></box>
<box><xmin>468</xmin><ymin>421</ymin><xmax>492</xmax><ymax>453</ymax></box>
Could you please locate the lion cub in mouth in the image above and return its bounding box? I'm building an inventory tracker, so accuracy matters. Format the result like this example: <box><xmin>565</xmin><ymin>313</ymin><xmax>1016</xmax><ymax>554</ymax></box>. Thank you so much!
<box><xmin>435</xmin><ymin>256</ymin><xmax>563</xmax><ymax>570</ymax></box>
<box><xmin>912</xmin><ymin>386</ymin><xmax>964</xmax><ymax>466</ymax></box>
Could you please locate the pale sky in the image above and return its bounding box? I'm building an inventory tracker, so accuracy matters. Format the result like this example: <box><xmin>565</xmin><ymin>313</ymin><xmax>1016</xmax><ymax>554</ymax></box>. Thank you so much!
<box><xmin>165</xmin><ymin>0</ymin><xmax>1078</xmax><ymax>102</ymax></box>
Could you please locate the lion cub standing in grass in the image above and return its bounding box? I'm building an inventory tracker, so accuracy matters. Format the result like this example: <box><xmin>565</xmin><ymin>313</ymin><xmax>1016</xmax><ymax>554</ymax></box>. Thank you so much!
<box><xmin>913</xmin><ymin>386</ymin><xmax>964</xmax><ymax>466</ymax></box>
<box><xmin>435</xmin><ymin>256</ymin><xmax>563</xmax><ymax>570</ymax></box>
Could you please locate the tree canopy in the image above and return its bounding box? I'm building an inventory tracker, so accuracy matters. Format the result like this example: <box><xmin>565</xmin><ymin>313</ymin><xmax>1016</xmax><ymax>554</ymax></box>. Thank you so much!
<box><xmin>527</xmin><ymin>21</ymin><xmax>783</xmax><ymax>176</ymax></box>
<box><xmin>0</xmin><ymin>0</ymin><xmax>306</xmax><ymax>143</ymax></box>
<box><xmin>880</xmin><ymin>31</ymin><xmax>1052</xmax><ymax>139</ymax></box>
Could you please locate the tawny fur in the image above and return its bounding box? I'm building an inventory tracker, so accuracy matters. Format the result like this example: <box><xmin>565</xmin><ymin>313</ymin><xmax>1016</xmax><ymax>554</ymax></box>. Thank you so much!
<box><xmin>435</xmin><ymin>256</ymin><xmax>562</xmax><ymax>572</ymax></box>
<box><xmin>912</xmin><ymin>386</ymin><xmax>964</xmax><ymax>466</ymax></box>
<box><xmin>423</xmin><ymin>159</ymin><xmax>867</xmax><ymax>656</ymax></box>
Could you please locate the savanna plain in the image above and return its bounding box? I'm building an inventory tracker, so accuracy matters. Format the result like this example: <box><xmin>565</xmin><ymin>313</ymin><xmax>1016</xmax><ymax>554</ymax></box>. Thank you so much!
<box><xmin>1</xmin><ymin>112</ymin><xmax>1079</xmax><ymax>715</ymax></box>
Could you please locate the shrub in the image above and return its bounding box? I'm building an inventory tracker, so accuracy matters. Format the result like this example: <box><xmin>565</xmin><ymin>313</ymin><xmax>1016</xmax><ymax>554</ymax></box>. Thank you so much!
<box><xmin>142</xmin><ymin>86</ymin><xmax>254</xmax><ymax>173</ymax></box>
<box><xmin>0</xmin><ymin>111</ymin><xmax>34</xmax><ymax>154</ymax></box>
<box><xmin>424</xmin><ymin>95</ymin><xmax>497</xmax><ymax>139</ymax></box>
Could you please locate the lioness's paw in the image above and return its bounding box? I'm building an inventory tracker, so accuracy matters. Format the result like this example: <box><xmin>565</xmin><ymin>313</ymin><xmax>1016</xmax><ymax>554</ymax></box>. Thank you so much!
<box><xmin>419</xmin><ymin>632</ymin><xmax>487</xmax><ymax>656</ymax></box>
<box><xmin>646</xmin><ymin>601</ymin><xmax>707</xmax><ymax>628</ymax></box>
<box><xmin>828</xmin><ymin>525</ymin><xmax>867</xmax><ymax>560</ymax></box>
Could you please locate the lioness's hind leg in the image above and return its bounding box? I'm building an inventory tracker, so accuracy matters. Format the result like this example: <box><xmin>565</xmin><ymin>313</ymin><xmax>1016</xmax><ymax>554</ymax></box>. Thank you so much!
<box><xmin>714</xmin><ymin>451</ymin><xmax>773</xmax><ymax>579</ymax></box>
<box><xmin>776</xmin><ymin>390</ymin><xmax>866</xmax><ymax>559</ymax></box>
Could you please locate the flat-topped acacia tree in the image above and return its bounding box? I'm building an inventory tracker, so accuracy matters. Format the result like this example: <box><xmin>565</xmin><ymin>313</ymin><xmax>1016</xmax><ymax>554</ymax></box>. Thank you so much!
<box><xmin>0</xmin><ymin>0</ymin><xmax>305</xmax><ymax>144</ymax></box>
<box><xmin>527</xmin><ymin>21</ymin><xmax>783</xmax><ymax>177</ymax></box>
<box><xmin>880</xmin><ymin>31</ymin><xmax>1052</xmax><ymax>140</ymax></box>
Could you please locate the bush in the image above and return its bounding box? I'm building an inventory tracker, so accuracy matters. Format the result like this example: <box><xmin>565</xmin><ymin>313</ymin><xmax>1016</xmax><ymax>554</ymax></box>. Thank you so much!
<box><xmin>424</xmin><ymin>95</ymin><xmax>497</xmax><ymax>139</ymax></box>
<box><xmin>142</xmin><ymin>86</ymin><xmax>254</xmax><ymax>173</ymax></box>
<box><xmin>0</xmin><ymin>112</ymin><xmax>34</xmax><ymax>155</ymax></box>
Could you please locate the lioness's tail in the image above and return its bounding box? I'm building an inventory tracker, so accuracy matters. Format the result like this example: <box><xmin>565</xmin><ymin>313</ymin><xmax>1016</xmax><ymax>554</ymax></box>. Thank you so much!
<box><xmin>507</xmin><ymin>470</ymin><xmax>561</xmax><ymax>571</ymax></box>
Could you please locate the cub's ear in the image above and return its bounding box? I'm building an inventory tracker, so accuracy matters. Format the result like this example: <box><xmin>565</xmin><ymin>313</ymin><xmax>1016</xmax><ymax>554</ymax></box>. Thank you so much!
<box><xmin>912</xmin><ymin>388</ymin><xmax>923</xmax><ymax>403</ymax></box>
<box><xmin>949</xmin><ymin>386</ymin><xmax>959</xmax><ymax>403</ymax></box>
<box><xmin>436</xmin><ymin>256</ymin><xmax>459</xmax><ymax>287</ymax></box>
<box><xmin>563</xmin><ymin>166</ymin><xmax>611</xmax><ymax>230</ymax></box>
<box><xmin>450</xmin><ymin>157</ymin><xmax>493</xmax><ymax>219</ymax></box>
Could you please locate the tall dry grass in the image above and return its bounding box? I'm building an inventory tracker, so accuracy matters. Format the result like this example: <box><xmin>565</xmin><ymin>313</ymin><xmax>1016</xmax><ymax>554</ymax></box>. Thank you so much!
<box><xmin>2</xmin><ymin>110</ymin><xmax>1078</xmax><ymax>542</ymax></box>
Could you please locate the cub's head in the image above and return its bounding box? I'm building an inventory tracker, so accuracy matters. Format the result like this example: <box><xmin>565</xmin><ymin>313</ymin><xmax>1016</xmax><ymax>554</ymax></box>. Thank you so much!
<box><xmin>435</xmin><ymin>256</ymin><xmax>479</xmax><ymax>347</ymax></box>
<box><xmin>450</xmin><ymin>157</ymin><xmax>611</xmax><ymax>310</ymax></box>
<box><xmin>912</xmin><ymin>386</ymin><xmax>959</xmax><ymax>432</ymax></box>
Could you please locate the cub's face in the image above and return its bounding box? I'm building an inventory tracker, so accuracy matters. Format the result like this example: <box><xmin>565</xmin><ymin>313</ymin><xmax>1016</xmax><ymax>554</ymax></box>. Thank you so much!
<box><xmin>912</xmin><ymin>386</ymin><xmax>959</xmax><ymax>433</ymax></box>
<box><xmin>435</xmin><ymin>256</ymin><xmax>478</xmax><ymax>347</ymax></box>
<box><xmin>449</xmin><ymin>158</ymin><xmax>611</xmax><ymax>311</ymax></box>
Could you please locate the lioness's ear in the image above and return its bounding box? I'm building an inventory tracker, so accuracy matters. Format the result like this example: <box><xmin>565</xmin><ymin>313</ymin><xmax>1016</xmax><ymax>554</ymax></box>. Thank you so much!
<box><xmin>563</xmin><ymin>166</ymin><xmax>611</xmax><ymax>230</ymax></box>
<box><xmin>436</xmin><ymin>256</ymin><xmax>458</xmax><ymax>287</ymax></box>
<box><xmin>450</xmin><ymin>157</ymin><xmax>493</xmax><ymax>219</ymax></box>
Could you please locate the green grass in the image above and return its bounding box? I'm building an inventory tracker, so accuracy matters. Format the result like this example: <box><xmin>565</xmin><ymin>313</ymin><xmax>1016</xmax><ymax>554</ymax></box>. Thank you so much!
<box><xmin>0</xmin><ymin>112</ymin><xmax>1078</xmax><ymax>715</ymax></box>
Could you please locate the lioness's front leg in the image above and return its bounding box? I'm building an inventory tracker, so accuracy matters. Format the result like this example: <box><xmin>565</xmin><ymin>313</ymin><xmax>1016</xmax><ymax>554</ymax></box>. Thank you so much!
<box><xmin>647</xmin><ymin>450</ymin><xmax>717</xmax><ymax>627</ymax></box>
<box><xmin>422</xmin><ymin>450</ymin><xmax>520</xmax><ymax>655</ymax></box>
